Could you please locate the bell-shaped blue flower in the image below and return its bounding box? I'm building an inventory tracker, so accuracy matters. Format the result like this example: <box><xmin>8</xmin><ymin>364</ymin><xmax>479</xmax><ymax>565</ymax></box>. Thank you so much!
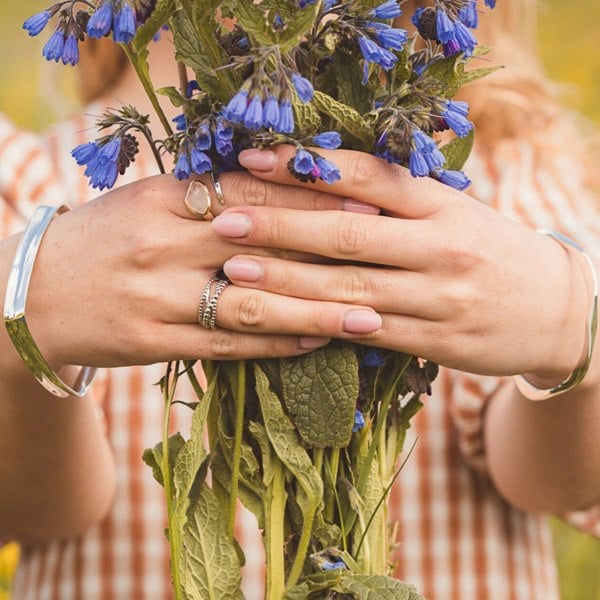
<box><xmin>369</xmin><ymin>0</ymin><xmax>401</xmax><ymax>20</ymax></box>
<box><xmin>174</xmin><ymin>152</ymin><xmax>191</xmax><ymax>180</ymax></box>
<box><xmin>71</xmin><ymin>142</ymin><xmax>99</xmax><ymax>166</ymax></box>
<box><xmin>312</xmin><ymin>131</ymin><xmax>342</xmax><ymax>150</ymax></box>
<box><xmin>243</xmin><ymin>95</ymin><xmax>264</xmax><ymax>130</ymax></box>
<box><xmin>277</xmin><ymin>100</ymin><xmax>294</xmax><ymax>133</ymax></box>
<box><xmin>113</xmin><ymin>4</ymin><xmax>136</xmax><ymax>44</ymax></box>
<box><xmin>224</xmin><ymin>89</ymin><xmax>249</xmax><ymax>123</ymax></box>
<box><xmin>190</xmin><ymin>148</ymin><xmax>212</xmax><ymax>174</ymax></box>
<box><xmin>436</xmin><ymin>169</ymin><xmax>471</xmax><ymax>191</ymax></box>
<box><xmin>42</xmin><ymin>30</ymin><xmax>65</xmax><ymax>63</ymax></box>
<box><xmin>358</xmin><ymin>36</ymin><xmax>397</xmax><ymax>70</ymax></box>
<box><xmin>23</xmin><ymin>11</ymin><xmax>51</xmax><ymax>37</ymax></box>
<box><xmin>195</xmin><ymin>124</ymin><xmax>212</xmax><ymax>150</ymax></box>
<box><xmin>459</xmin><ymin>0</ymin><xmax>478</xmax><ymax>29</ymax></box>
<box><xmin>293</xmin><ymin>148</ymin><xmax>315</xmax><ymax>174</ymax></box>
<box><xmin>436</xmin><ymin>9</ymin><xmax>455</xmax><ymax>44</ymax></box>
<box><xmin>315</xmin><ymin>156</ymin><xmax>341</xmax><ymax>184</ymax></box>
<box><xmin>442</xmin><ymin>100</ymin><xmax>473</xmax><ymax>138</ymax></box>
<box><xmin>291</xmin><ymin>74</ymin><xmax>314</xmax><ymax>103</ymax></box>
<box><xmin>262</xmin><ymin>95</ymin><xmax>280</xmax><ymax>129</ymax></box>
<box><xmin>87</xmin><ymin>3</ymin><xmax>114</xmax><ymax>38</ymax></box>
<box><xmin>61</xmin><ymin>34</ymin><xmax>79</xmax><ymax>66</ymax></box>
<box><xmin>409</xmin><ymin>151</ymin><xmax>429</xmax><ymax>177</ymax></box>
<box><xmin>374</xmin><ymin>26</ymin><xmax>408</xmax><ymax>51</ymax></box>
<box><xmin>353</xmin><ymin>409</ymin><xmax>366</xmax><ymax>433</ymax></box>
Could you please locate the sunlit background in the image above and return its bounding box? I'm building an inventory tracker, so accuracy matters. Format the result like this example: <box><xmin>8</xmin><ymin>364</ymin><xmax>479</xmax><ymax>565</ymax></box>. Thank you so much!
<box><xmin>1</xmin><ymin>1</ymin><xmax>600</xmax><ymax>599</ymax></box>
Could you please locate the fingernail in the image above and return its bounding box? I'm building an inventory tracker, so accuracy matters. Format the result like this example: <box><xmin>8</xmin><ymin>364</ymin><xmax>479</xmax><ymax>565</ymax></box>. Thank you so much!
<box><xmin>299</xmin><ymin>336</ymin><xmax>331</xmax><ymax>350</ymax></box>
<box><xmin>239</xmin><ymin>149</ymin><xmax>277</xmax><ymax>172</ymax></box>
<box><xmin>212</xmin><ymin>213</ymin><xmax>251</xmax><ymax>237</ymax></box>
<box><xmin>343</xmin><ymin>309</ymin><xmax>382</xmax><ymax>334</ymax></box>
<box><xmin>343</xmin><ymin>198</ymin><xmax>381</xmax><ymax>215</ymax></box>
<box><xmin>224</xmin><ymin>258</ymin><xmax>263</xmax><ymax>282</ymax></box>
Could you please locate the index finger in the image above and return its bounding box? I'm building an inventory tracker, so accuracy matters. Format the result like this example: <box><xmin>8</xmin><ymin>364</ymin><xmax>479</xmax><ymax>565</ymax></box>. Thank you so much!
<box><xmin>238</xmin><ymin>146</ymin><xmax>456</xmax><ymax>218</ymax></box>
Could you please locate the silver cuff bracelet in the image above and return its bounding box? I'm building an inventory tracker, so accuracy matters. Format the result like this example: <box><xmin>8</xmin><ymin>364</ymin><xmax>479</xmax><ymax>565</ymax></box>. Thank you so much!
<box><xmin>3</xmin><ymin>204</ymin><xmax>97</xmax><ymax>398</ymax></box>
<box><xmin>514</xmin><ymin>229</ymin><xmax>598</xmax><ymax>401</ymax></box>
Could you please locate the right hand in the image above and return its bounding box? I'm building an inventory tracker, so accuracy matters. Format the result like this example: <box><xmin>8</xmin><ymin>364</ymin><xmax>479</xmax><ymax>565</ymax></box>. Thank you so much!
<box><xmin>23</xmin><ymin>172</ymin><xmax>373</xmax><ymax>368</ymax></box>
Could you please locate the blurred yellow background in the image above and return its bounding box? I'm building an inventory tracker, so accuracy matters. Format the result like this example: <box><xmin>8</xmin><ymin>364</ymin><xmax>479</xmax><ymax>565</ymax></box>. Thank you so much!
<box><xmin>1</xmin><ymin>1</ymin><xmax>600</xmax><ymax>599</ymax></box>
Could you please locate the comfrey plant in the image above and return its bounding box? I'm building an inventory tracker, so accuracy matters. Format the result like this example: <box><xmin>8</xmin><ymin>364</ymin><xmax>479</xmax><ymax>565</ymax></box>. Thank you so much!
<box><xmin>26</xmin><ymin>0</ymin><xmax>497</xmax><ymax>598</ymax></box>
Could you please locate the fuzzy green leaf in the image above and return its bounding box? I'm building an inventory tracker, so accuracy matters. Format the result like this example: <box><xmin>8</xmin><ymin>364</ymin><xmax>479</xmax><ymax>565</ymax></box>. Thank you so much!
<box><xmin>180</xmin><ymin>485</ymin><xmax>244</xmax><ymax>600</ymax></box>
<box><xmin>440</xmin><ymin>129</ymin><xmax>475</xmax><ymax>172</ymax></box>
<box><xmin>281</xmin><ymin>343</ymin><xmax>359</xmax><ymax>448</ymax></box>
<box><xmin>338</xmin><ymin>574</ymin><xmax>425</xmax><ymax>599</ymax></box>
<box><xmin>234</xmin><ymin>0</ymin><xmax>273</xmax><ymax>46</ymax></box>
<box><xmin>157</xmin><ymin>86</ymin><xmax>186</xmax><ymax>107</ymax></box>
<box><xmin>171</xmin><ymin>9</ymin><xmax>221</xmax><ymax>94</ymax></box>
<box><xmin>132</xmin><ymin>0</ymin><xmax>176</xmax><ymax>52</ymax></box>
<box><xmin>312</xmin><ymin>91</ymin><xmax>375</xmax><ymax>148</ymax></box>
<box><xmin>421</xmin><ymin>54</ymin><xmax>464</xmax><ymax>98</ymax></box>
<box><xmin>462</xmin><ymin>65</ymin><xmax>504</xmax><ymax>86</ymax></box>
<box><xmin>142</xmin><ymin>433</ymin><xmax>186</xmax><ymax>488</ymax></box>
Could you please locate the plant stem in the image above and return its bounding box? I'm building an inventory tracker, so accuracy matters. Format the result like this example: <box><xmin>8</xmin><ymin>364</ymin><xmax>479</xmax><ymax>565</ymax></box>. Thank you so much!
<box><xmin>122</xmin><ymin>44</ymin><xmax>174</xmax><ymax>137</ymax></box>
<box><xmin>324</xmin><ymin>448</ymin><xmax>340</xmax><ymax>522</ymax></box>
<box><xmin>286</xmin><ymin>503</ymin><xmax>317</xmax><ymax>590</ymax></box>
<box><xmin>161</xmin><ymin>361</ymin><xmax>184</xmax><ymax>600</ymax></box>
<box><xmin>227</xmin><ymin>361</ymin><xmax>246</xmax><ymax>538</ymax></box>
<box><xmin>265</xmin><ymin>459</ymin><xmax>286</xmax><ymax>600</ymax></box>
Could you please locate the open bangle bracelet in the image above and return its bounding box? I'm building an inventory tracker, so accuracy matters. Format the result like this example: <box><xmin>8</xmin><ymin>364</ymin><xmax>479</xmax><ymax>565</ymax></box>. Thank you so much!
<box><xmin>3</xmin><ymin>204</ymin><xmax>97</xmax><ymax>398</ymax></box>
<box><xmin>514</xmin><ymin>229</ymin><xmax>598</xmax><ymax>401</ymax></box>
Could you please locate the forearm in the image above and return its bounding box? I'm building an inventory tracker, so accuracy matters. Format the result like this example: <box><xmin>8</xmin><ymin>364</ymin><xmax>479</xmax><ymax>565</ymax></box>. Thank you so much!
<box><xmin>0</xmin><ymin>234</ymin><xmax>115</xmax><ymax>545</ymax></box>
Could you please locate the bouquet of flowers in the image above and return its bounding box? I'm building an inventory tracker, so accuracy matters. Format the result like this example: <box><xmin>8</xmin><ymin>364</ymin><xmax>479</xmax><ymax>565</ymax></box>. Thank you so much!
<box><xmin>25</xmin><ymin>0</ymin><xmax>497</xmax><ymax>597</ymax></box>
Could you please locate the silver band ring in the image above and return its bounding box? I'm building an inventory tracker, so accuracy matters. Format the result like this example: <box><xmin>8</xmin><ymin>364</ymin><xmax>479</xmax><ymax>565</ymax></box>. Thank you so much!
<box><xmin>198</xmin><ymin>273</ymin><xmax>231</xmax><ymax>329</ymax></box>
<box><xmin>211</xmin><ymin>171</ymin><xmax>226</xmax><ymax>206</ymax></box>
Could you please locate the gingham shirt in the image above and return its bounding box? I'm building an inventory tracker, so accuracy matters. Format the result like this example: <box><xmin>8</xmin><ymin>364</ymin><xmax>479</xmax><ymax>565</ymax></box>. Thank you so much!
<box><xmin>1</xmin><ymin>110</ymin><xmax>599</xmax><ymax>600</ymax></box>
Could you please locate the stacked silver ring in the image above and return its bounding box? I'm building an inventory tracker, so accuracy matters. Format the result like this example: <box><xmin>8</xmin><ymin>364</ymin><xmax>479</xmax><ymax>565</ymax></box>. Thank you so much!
<box><xmin>198</xmin><ymin>274</ymin><xmax>231</xmax><ymax>329</ymax></box>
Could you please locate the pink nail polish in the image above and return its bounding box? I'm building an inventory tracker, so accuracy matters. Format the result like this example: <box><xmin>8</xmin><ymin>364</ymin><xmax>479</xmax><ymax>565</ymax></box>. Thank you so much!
<box><xmin>343</xmin><ymin>309</ymin><xmax>382</xmax><ymax>334</ymax></box>
<box><xmin>238</xmin><ymin>149</ymin><xmax>276</xmax><ymax>171</ymax></box>
<box><xmin>343</xmin><ymin>198</ymin><xmax>381</xmax><ymax>215</ymax></box>
<box><xmin>212</xmin><ymin>213</ymin><xmax>251</xmax><ymax>237</ymax></box>
<box><xmin>224</xmin><ymin>258</ymin><xmax>263</xmax><ymax>282</ymax></box>
<box><xmin>299</xmin><ymin>337</ymin><xmax>331</xmax><ymax>350</ymax></box>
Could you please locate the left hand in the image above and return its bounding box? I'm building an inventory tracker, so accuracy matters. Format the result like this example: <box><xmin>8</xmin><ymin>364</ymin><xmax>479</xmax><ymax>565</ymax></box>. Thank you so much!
<box><xmin>210</xmin><ymin>146</ymin><xmax>591</xmax><ymax>382</ymax></box>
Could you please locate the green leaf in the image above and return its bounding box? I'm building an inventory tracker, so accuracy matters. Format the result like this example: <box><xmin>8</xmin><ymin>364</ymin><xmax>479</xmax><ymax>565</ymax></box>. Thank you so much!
<box><xmin>132</xmin><ymin>0</ymin><xmax>176</xmax><ymax>53</ymax></box>
<box><xmin>234</xmin><ymin>0</ymin><xmax>273</xmax><ymax>46</ymax></box>
<box><xmin>440</xmin><ymin>128</ymin><xmax>475</xmax><ymax>172</ymax></box>
<box><xmin>312</xmin><ymin>91</ymin><xmax>375</xmax><ymax>148</ymax></box>
<box><xmin>142</xmin><ymin>433</ymin><xmax>186</xmax><ymax>487</ymax></box>
<box><xmin>421</xmin><ymin>53</ymin><xmax>464</xmax><ymax>98</ymax></box>
<box><xmin>157</xmin><ymin>86</ymin><xmax>186</xmax><ymax>107</ymax></box>
<box><xmin>171</xmin><ymin>9</ymin><xmax>221</xmax><ymax>94</ymax></box>
<box><xmin>338</xmin><ymin>574</ymin><xmax>425</xmax><ymax>599</ymax></box>
<box><xmin>180</xmin><ymin>485</ymin><xmax>244</xmax><ymax>600</ymax></box>
<box><xmin>462</xmin><ymin>65</ymin><xmax>504</xmax><ymax>86</ymax></box>
<box><xmin>281</xmin><ymin>343</ymin><xmax>359</xmax><ymax>448</ymax></box>
<box><xmin>292</xmin><ymin>93</ymin><xmax>322</xmax><ymax>138</ymax></box>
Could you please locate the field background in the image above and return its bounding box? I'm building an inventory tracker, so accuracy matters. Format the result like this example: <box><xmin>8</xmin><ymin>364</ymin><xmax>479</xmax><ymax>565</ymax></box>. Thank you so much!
<box><xmin>1</xmin><ymin>1</ymin><xmax>599</xmax><ymax>599</ymax></box>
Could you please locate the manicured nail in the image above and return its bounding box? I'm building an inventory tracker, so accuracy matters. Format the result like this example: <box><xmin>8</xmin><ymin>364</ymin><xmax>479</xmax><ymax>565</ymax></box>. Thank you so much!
<box><xmin>343</xmin><ymin>309</ymin><xmax>382</xmax><ymax>334</ymax></box>
<box><xmin>212</xmin><ymin>213</ymin><xmax>252</xmax><ymax>237</ymax></box>
<box><xmin>343</xmin><ymin>199</ymin><xmax>381</xmax><ymax>215</ymax></box>
<box><xmin>224</xmin><ymin>258</ymin><xmax>263</xmax><ymax>282</ymax></box>
<box><xmin>238</xmin><ymin>149</ymin><xmax>277</xmax><ymax>172</ymax></box>
<box><xmin>299</xmin><ymin>336</ymin><xmax>331</xmax><ymax>350</ymax></box>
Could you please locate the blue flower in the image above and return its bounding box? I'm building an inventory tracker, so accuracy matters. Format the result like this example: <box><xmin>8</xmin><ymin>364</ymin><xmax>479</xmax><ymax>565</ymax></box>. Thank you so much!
<box><xmin>322</xmin><ymin>560</ymin><xmax>348</xmax><ymax>571</ymax></box>
<box><xmin>315</xmin><ymin>157</ymin><xmax>340</xmax><ymax>184</ymax></box>
<box><xmin>186</xmin><ymin>80</ymin><xmax>200</xmax><ymax>98</ymax></box>
<box><xmin>224</xmin><ymin>89</ymin><xmax>249</xmax><ymax>123</ymax></box>
<box><xmin>459</xmin><ymin>0</ymin><xmax>478</xmax><ymax>29</ymax></box>
<box><xmin>172</xmin><ymin>114</ymin><xmax>187</xmax><ymax>131</ymax></box>
<box><xmin>293</xmin><ymin>148</ymin><xmax>315</xmax><ymax>174</ymax></box>
<box><xmin>42</xmin><ymin>30</ymin><xmax>65</xmax><ymax>63</ymax></box>
<box><xmin>412</xmin><ymin>128</ymin><xmax>437</xmax><ymax>154</ymax></box>
<box><xmin>485</xmin><ymin>0</ymin><xmax>496</xmax><ymax>7</ymax></box>
<box><xmin>195</xmin><ymin>124</ymin><xmax>212</xmax><ymax>150</ymax></box>
<box><xmin>113</xmin><ymin>4</ymin><xmax>136</xmax><ymax>44</ymax></box>
<box><xmin>411</xmin><ymin>6</ymin><xmax>425</xmax><ymax>28</ymax></box>
<box><xmin>61</xmin><ymin>34</ymin><xmax>79</xmax><ymax>66</ymax></box>
<box><xmin>436</xmin><ymin>169</ymin><xmax>471</xmax><ymax>190</ymax></box>
<box><xmin>358</xmin><ymin>36</ymin><xmax>397</xmax><ymax>70</ymax></box>
<box><xmin>83</xmin><ymin>138</ymin><xmax>122</xmax><ymax>190</ymax></box>
<box><xmin>215</xmin><ymin>118</ymin><xmax>234</xmax><ymax>155</ymax></box>
<box><xmin>273</xmin><ymin>14</ymin><xmax>284</xmax><ymax>29</ymax></box>
<box><xmin>412</xmin><ymin>129</ymin><xmax>445</xmax><ymax>171</ymax></box>
<box><xmin>291</xmin><ymin>74</ymin><xmax>314</xmax><ymax>103</ymax></box>
<box><xmin>435</xmin><ymin>9</ymin><xmax>455</xmax><ymax>44</ymax></box>
<box><xmin>442</xmin><ymin>100</ymin><xmax>473</xmax><ymax>138</ymax></box>
<box><xmin>409</xmin><ymin>150</ymin><xmax>429</xmax><ymax>177</ymax></box>
<box><xmin>262</xmin><ymin>95</ymin><xmax>280</xmax><ymax>129</ymax></box>
<box><xmin>23</xmin><ymin>11</ymin><xmax>51</xmax><ymax>37</ymax></box>
<box><xmin>453</xmin><ymin>21</ymin><xmax>477</xmax><ymax>56</ymax></box>
<box><xmin>243</xmin><ymin>95</ymin><xmax>264</xmax><ymax>130</ymax></box>
<box><xmin>71</xmin><ymin>142</ymin><xmax>98</xmax><ymax>166</ymax></box>
<box><xmin>374</xmin><ymin>26</ymin><xmax>408</xmax><ymax>51</ymax></box>
<box><xmin>361</xmin><ymin>348</ymin><xmax>385</xmax><ymax>367</ymax></box>
<box><xmin>369</xmin><ymin>0</ymin><xmax>401</xmax><ymax>20</ymax></box>
<box><xmin>312</xmin><ymin>131</ymin><xmax>342</xmax><ymax>150</ymax></box>
<box><xmin>87</xmin><ymin>3</ymin><xmax>114</xmax><ymax>38</ymax></box>
<box><xmin>174</xmin><ymin>152</ymin><xmax>191</xmax><ymax>180</ymax></box>
<box><xmin>190</xmin><ymin>148</ymin><xmax>212</xmax><ymax>174</ymax></box>
<box><xmin>277</xmin><ymin>100</ymin><xmax>294</xmax><ymax>133</ymax></box>
<box><xmin>353</xmin><ymin>409</ymin><xmax>366</xmax><ymax>433</ymax></box>
<box><xmin>323</xmin><ymin>0</ymin><xmax>338</xmax><ymax>10</ymax></box>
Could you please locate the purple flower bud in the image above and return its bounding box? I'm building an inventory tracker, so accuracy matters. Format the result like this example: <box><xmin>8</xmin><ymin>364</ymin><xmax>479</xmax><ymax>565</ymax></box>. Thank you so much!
<box><xmin>186</xmin><ymin>80</ymin><xmax>200</xmax><ymax>98</ymax></box>
<box><xmin>293</xmin><ymin>148</ymin><xmax>315</xmax><ymax>174</ymax></box>
<box><xmin>113</xmin><ymin>4</ymin><xmax>136</xmax><ymax>44</ymax></box>
<box><xmin>42</xmin><ymin>30</ymin><xmax>65</xmax><ymax>63</ymax></box>
<box><xmin>23</xmin><ymin>11</ymin><xmax>51</xmax><ymax>37</ymax></box>
<box><xmin>312</xmin><ymin>131</ymin><xmax>342</xmax><ymax>150</ymax></box>
<box><xmin>292</xmin><ymin>74</ymin><xmax>314</xmax><ymax>103</ymax></box>
<box><xmin>87</xmin><ymin>3</ymin><xmax>114</xmax><ymax>38</ymax></box>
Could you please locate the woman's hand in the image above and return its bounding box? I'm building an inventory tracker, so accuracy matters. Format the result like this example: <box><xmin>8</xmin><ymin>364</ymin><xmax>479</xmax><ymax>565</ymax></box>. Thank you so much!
<box><xmin>19</xmin><ymin>172</ymin><xmax>378</xmax><ymax>369</ymax></box>
<box><xmin>209</xmin><ymin>146</ymin><xmax>592</xmax><ymax>384</ymax></box>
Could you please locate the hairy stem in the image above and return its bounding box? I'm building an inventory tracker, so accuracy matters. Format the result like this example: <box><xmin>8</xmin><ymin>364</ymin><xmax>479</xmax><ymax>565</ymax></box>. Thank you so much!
<box><xmin>265</xmin><ymin>459</ymin><xmax>286</xmax><ymax>600</ymax></box>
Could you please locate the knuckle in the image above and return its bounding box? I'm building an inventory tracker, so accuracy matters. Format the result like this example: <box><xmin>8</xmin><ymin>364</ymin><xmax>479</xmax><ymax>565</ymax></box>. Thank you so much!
<box><xmin>237</xmin><ymin>293</ymin><xmax>268</xmax><ymax>327</ymax></box>
<box><xmin>208</xmin><ymin>330</ymin><xmax>238</xmax><ymax>359</ymax></box>
<box><xmin>265</xmin><ymin>214</ymin><xmax>288</xmax><ymax>245</ymax></box>
<box><xmin>236</xmin><ymin>176</ymin><xmax>269</xmax><ymax>207</ymax></box>
<box><xmin>332</xmin><ymin>216</ymin><xmax>368</xmax><ymax>256</ymax></box>
<box><xmin>337</xmin><ymin>268</ymin><xmax>371</xmax><ymax>303</ymax></box>
<box><xmin>122</xmin><ymin>231</ymin><xmax>164</xmax><ymax>270</ymax></box>
<box><xmin>351</xmin><ymin>153</ymin><xmax>383</xmax><ymax>189</ymax></box>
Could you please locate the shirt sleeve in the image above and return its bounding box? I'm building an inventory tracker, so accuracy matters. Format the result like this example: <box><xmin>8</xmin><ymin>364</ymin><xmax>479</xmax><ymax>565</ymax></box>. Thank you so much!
<box><xmin>449</xmin><ymin>139</ymin><xmax>600</xmax><ymax>537</ymax></box>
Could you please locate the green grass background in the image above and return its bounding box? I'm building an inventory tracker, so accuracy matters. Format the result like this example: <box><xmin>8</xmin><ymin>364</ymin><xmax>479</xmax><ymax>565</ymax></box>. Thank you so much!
<box><xmin>1</xmin><ymin>1</ymin><xmax>600</xmax><ymax>599</ymax></box>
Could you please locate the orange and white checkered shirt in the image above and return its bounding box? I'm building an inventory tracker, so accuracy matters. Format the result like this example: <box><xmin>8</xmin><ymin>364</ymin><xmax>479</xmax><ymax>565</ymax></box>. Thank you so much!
<box><xmin>1</xmin><ymin>110</ymin><xmax>599</xmax><ymax>600</ymax></box>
